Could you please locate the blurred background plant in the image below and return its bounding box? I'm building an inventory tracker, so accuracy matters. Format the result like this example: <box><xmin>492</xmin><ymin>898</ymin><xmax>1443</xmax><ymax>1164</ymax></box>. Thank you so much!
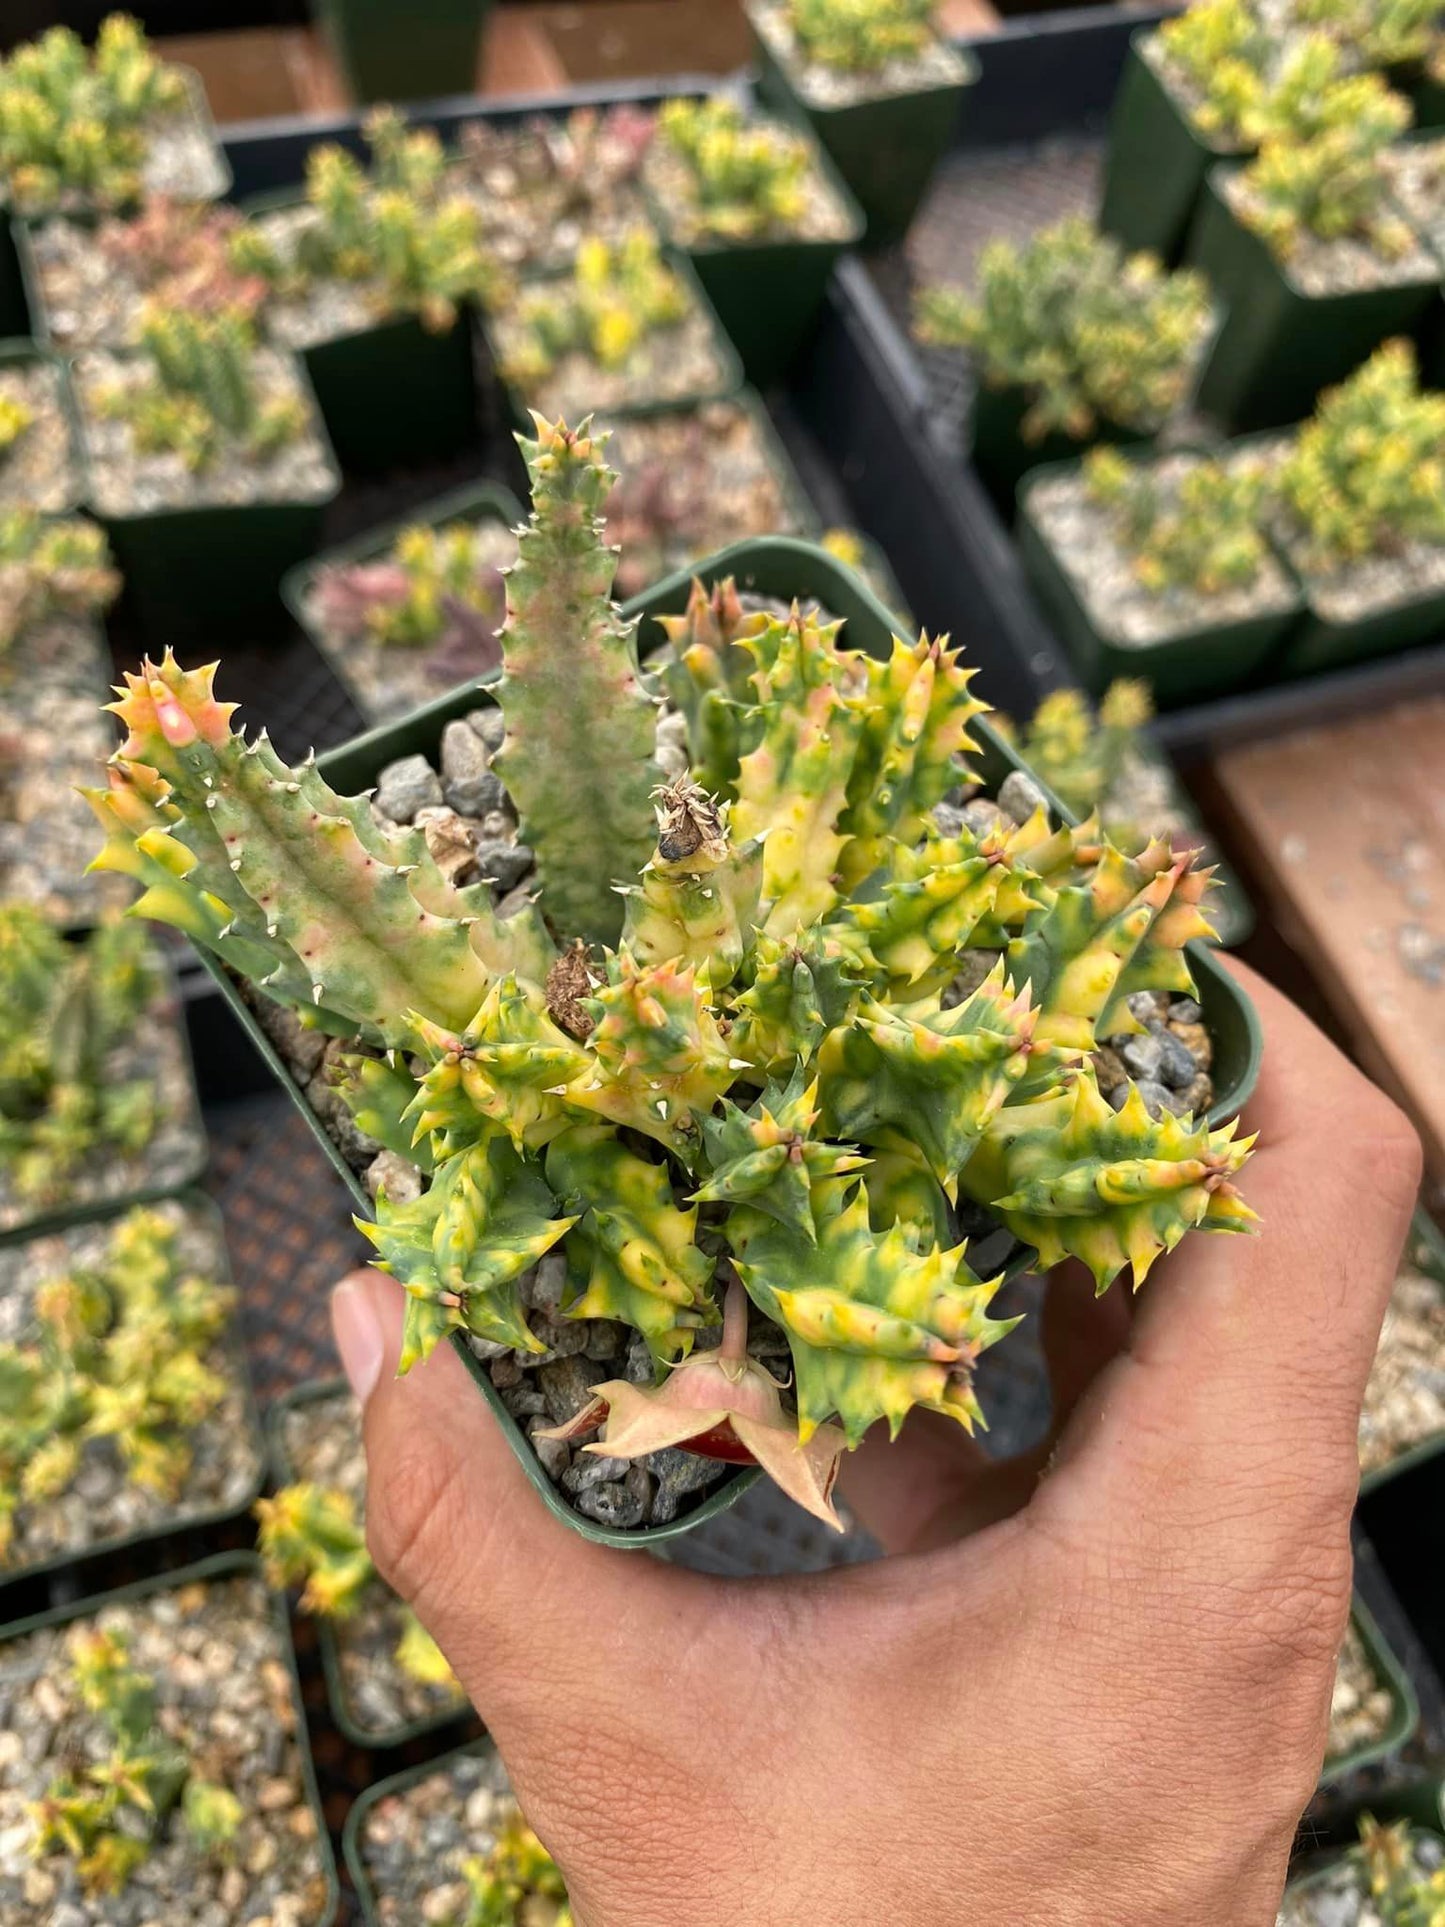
<box><xmin>1083</xmin><ymin>445</ymin><xmax>1276</xmax><ymax>597</ymax></box>
<box><xmin>655</xmin><ymin>96</ymin><xmax>812</xmax><ymax>238</ymax></box>
<box><xmin>0</xmin><ymin>510</ymin><xmax>120</xmax><ymax>659</ymax></box>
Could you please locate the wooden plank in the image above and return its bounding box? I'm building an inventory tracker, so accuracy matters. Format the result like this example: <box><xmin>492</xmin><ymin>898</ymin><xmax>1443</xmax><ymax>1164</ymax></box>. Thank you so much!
<box><xmin>1213</xmin><ymin>698</ymin><xmax>1445</xmax><ymax>1177</ymax></box>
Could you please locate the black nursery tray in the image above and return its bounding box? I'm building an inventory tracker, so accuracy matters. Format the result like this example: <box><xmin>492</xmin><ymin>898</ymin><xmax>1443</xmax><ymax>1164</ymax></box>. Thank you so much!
<box><xmin>797</xmin><ymin>4</ymin><xmax>1445</xmax><ymax>758</ymax></box>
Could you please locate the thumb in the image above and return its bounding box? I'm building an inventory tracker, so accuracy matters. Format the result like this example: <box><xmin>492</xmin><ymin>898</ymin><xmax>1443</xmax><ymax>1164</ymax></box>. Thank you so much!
<box><xmin>331</xmin><ymin>1266</ymin><xmax>695</xmax><ymax>1730</ymax></box>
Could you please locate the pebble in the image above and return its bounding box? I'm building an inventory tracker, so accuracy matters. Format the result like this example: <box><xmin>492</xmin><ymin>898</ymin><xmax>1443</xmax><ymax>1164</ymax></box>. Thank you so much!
<box><xmin>574</xmin><ymin>1480</ymin><xmax>647</xmax><ymax>1528</ymax></box>
<box><xmin>440</xmin><ymin>720</ymin><xmax>507</xmax><ymax>818</ymax></box>
<box><xmin>961</xmin><ymin>797</ymin><xmax>1008</xmax><ymax>837</ymax></box>
<box><xmin>537</xmin><ymin>1355</ymin><xmax>606</xmax><ymax>1423</ymax></box>
<box><xmin>531</xmin><ymin>1433</ymin><xmax>572</xmax><ymax>1481</ymax></box>
<box><xmin>1119</xmin><ymin>1031</ymin><xmax>1166</xmax><ymax>1083</ymax></box>
<box><xmin>364</xmin><ymin>1150</ymin><xmax>424</xmax><ymax>1205</ymax></box>
<box><xmin>562</xmin><ymin>1454</ymin><xmax>629</xmax><ymax>1494</ymax></box>
<box><xmin>521</xmin><ymin>1253</ymin><xmax>567</xmax><ymax>1313</ymax></box>
<box><xmin>997</xmin><ymin>769</ymin><xmax>1047</xmax><ymax>824</ymax></box>
<box><xmin>467</xmin><ymin>709</ymin><xmax>506</xmax><ymax>751</ymax></box>
<box><xmin>376</xmin><ymin>754</ymin><xmax>444</xmax><ymax>825</ymax></box>
<box><xmin>1153</xmin><ymin>1028</ymin><xmax>1199</xmax><ymax>1091</ymax></box>
<box><xmin>1168</xmin><ymin>1019</ymin><xmax>1212</xmax><ymax>1069</ymax></box>
<box><xmin>931</xmin><ymin>799</ymin><xmax>970</xmax><ymax>838</ymax></box>
<box><xmin>475</xmin><ymin>839</ymin><xmax>534</xmax><ymax>894</ymax></box>
<box><xmin>646</xmin><ymin>1447</ymin><xmax>728</xmax><ymax>1524</ymax></box>
<box><xmin>1116</xmin><ymin>1077</ymin><xmax>1188</xmax><ymax>1120</ymax></box>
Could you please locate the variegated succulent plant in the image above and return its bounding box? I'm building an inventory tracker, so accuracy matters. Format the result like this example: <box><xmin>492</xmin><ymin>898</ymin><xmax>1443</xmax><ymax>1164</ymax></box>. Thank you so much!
<box><xmin>87</xmin><ymin>417</ymin><xmax>1254</xmax><ymax>1529</ymax></box>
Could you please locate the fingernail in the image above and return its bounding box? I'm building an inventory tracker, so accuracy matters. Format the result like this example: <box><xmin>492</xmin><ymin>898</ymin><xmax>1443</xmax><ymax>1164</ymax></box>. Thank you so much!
<box><xmin>332</xmin><ymin>1275</ymin><xmax>384</xmax><ymax>1406</ymax></box>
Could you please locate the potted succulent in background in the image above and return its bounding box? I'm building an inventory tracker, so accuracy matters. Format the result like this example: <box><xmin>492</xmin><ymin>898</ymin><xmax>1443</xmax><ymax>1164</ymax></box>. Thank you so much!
<box><xmin>345</xmin><ymin>1742</ymin><xmax>569</xmax><ymax>1927</ymax></box>
<box><xmin>640</xmin><ymin>95</ymin><xmax>864</xmax><ymax>386</ymax></box>
<box><xmin>1358</xmin><ymin>1208</ymin><xmax>1445</xmax><ymax>1493</ymax></box>
<box><xmin>260</xmin><ymin>1379</ymin><xmax>470</xmax><ymax>1745</ymax></box>
<box><xmin>19</xmin><ymin>195</ymin><xmax>267</xmax><ymax>355</ymax></box>
<box><xmin>745</xmin><ymin>0</ymin><xmax>978</xmax><ymax>247</ymax></box>
<box><xmin>1262</xmin><ymin>340</ymin><xmax>1445</xmax><ymax>675</ymax></box>
<box><xmin>0</xmin><ymin>15</ymin><xmax>230</xmax><ymax>335</ymax></box>
<box><xmin>0</xmin><ymin>909</ymin><xmax>207</xmax><ymax>1241</ymax></box>
<box><xmin>0</xmin><ymin>1198</ymin><xmax>263</xmax><ymax>1586</ymax></box>
<box><xmin>72</xmin><ymin>304</ymin><xmax>340</xmax><ymax>636</ymax></box>
<box><xmin>1282</xmin><ymin>1810</ymin><xmax>1445</xmax><ymax>1923</ymax></box>
<box><xmin>1016</xmin><ymin>441</ymin><xmax>1303</xmax><ymax>706</ymax></box>
<box><xmin>484</xmin><ymin>227</ymin><xmax>741</xmax><ymax>424</ymax></box>
<box><xmin>601</xmin><ymin>393</ymin><xmax>816</xmax><ymax>598</ymax></box>
<box><xmin>0</xmin><ymin>509</ymin><xmax>124</xmax><ymax>925</ymax></box>
<box><xmin>313</xmin><ymin>0</ymin><xmax>492</xmax><ymax>108</ymax></box>
<box><xmin>912</xmin><ymin>218</ymin><xmax>1215</xmax><ymax>512</ymax></box>
<box><xmin>231</xmin><ymin>110</ymin><xmax>508</xmax><ymax>473</ymax></box>
<box><xmin>1188</xmin><ymin>61</ymin><xmax>1438</xmax><ymax>429</ymax></box>
<box><xmin>285</xmin><ymin>477</ymin><xmax>522</xmax><ymax>725</ymax></box>
<box><xmin>0</xmin><ymin>1555</ymin><xmax>337</xmax><ymax>1922</ymax></box>
<box><xmin>0</xmin><ymin>340</ymin><xmax>82</xmax><ymax>513</ymax></box>
<box><xmin>87</xmin><ymin>418</ymin><xmax>1261</xmax><ymax>1545</ymax></box>
<box><xmin>450</xmin><ymin>105</ymin><xmax>658</xmax><ymax>275</ymax></box>
<box><xmin>1324</xmin><ymin>1601</ymin><xmax>1419</xmax><ymax>1782</ymax></box>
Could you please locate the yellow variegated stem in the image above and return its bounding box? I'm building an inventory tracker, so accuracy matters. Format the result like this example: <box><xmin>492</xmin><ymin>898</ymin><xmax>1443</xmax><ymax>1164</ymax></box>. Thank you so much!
<box><xmin>406</xmin><ymin>976</ymin><xmax>589</xmax><ymax>1154</ymax></box>
<box><xmin>728</xmin><ymin>929</ymin><xmax>865</xmax><ymax>1076</ymax></box>
<box><xmin>826</xmin><ymin>832</ymin><xmax>1004</xmax><ymax>995</ymax></box>
<box><xmin>693</xmin><ymin>1070</ymin><xmax>869</xmax><ymax>1244</ymax></box>
<box><xmin>656</xmin><ymin>576</ymin><xmax>767</xmax><ymax>794</ymax></box>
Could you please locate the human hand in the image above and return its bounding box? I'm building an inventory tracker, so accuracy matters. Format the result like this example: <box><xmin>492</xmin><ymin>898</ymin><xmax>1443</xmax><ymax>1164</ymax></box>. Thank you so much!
<box><xmin>331</xmin><ymin>960</ymin><xmax>1421</xmax><ymax>1927</ymax></box>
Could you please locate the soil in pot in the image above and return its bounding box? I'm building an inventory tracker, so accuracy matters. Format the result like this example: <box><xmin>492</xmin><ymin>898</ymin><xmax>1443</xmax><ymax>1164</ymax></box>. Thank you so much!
<box><xmin>746</xmin><ymin>0</ymin><xmax>971</xmax><ymax>112</ymax></box>
<box><xmin>602</xmin><ymin>397</ymin><xmax>813</xmax><ymax>601</ymax></box>
<box><xmin>1357</xmin><ymin>1222</ymin><xmax>1445</xmax><ymax>1481</ymax></box>
<box><xmin>23</xmin><ymin>200</ymin><xmax>266</xmax><ymax>354</ymax></box>
<box><xmin>300</xmin><ymin>514</ymin><xmax>517</xmax><ymax>724</ymax></box>
<box><xmin>352</xmin><ymin>1746</ymin><xmax>567</xmax><ymax>1925</ymax></box>
<box><xmin>641</xmin><ymin>98</ymin><xmax>858</xmax><ymax>251</ymax></box>
<box><xmin>0</xmin><ymin>915</ymin><xmax>207</xmax><ymax>1238</ymax></box>
<box><xmin>449</xmin><ymin>107</ymin><xmax>658</xmax><ymax>276</ymax></box>
<box><xmin>1384</xmin><ymin>134</ymin><xmax>1445</xmax><ymax>263</ymax></box>
<box><xmin>0</xmin><ymin>354</ymin><xmax>80</xmax><ymax>511</ymax></box>
<box><xmin>0</xmin><ymin>1568</ymin><xmax>333</xmax><ymax>1925</ymax></box>
<box><xmin>0</xmin><ymin>1198</ymin><xmax>262</xmax><ymax>1578</ymax></box>
<box><xmin>1326</xmin><ymin>1619</ymin><xmax>1400</xmax><ymax>1769</ymax></box>
<box><xmin>272</xmin><ymin>1385</ymin><xmax>470</xmax><ymax>1741</ymax></box>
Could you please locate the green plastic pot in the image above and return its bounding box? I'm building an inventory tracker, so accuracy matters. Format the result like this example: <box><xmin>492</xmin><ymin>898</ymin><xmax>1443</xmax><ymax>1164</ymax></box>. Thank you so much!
<box><xmin>0</xmin><ymin>335</ymin><xmax>85</xmax><ymax>513</ymax></box>
<box><xmin>481</xmin><ymin>248</ymin><xmax>744</xmax><ymax>433</ymax></box>
<box><xmin>0</xmin><ymin>1551</ymin><xmax>340</xmax><ymax>1924</ymax></box>
<box><xmin>0</xmin><ymin>216</ymin><xmax>28</xmax><ymax>336</ymax></box>
<box><xmin>1320</xmin><ymin>1593</ymin><xmax>1420</xmax><ymax>1785</ymax></box>
<box><xmin>1015</xmin><ymin>449</ymin><xmax>1305</xmax><ymax>709</ymax></box>
<box><xmin>643</xmin><ymin>121</ymin><xmax>865</xmax><ymax>388</ymax></box>
<box><xmin>1099</xmin><ymin>32</ymin><xmax>1251</xmax><ymax>263</ymax></box>
<box><xmin>1188</xmin><ymin>167</ymin><xmax>1442</xmax><ymax>431</ymax></box>
<box><xmin>344</xmin><ymin>1740</ymin><xmax>505</xmax><ymax>1925</ymax></box>
<box><xmin>193</xmin><ymin>535</ymin><xmax>1260</xmax><ymax>1546</ymax></box>
<box><xmin>0</xmin><ymin>940</ymin><xmax>208</xmax><ymax>1247</ymax></box>
<box><xmin>972</xmin><ymin>380</ymin><xmax>1154</xmax><ymax>520</ymax></box>
<box><xmin>76</xmin><ymin>348</ymin><xmax>342</xmax><ymax>640</ymax></box>
<box><xmin>1358</xmin><ymin>1209</ymin><xmax>1445</xmax><ymax>1497</ymax></box>
<box><xmin>746</xmin><ymin>5</ymin><xmax>977</xmax><ymax>248</ymax></box>
<box><xmin>0</xmin><ymin>1192</ymin><xmax>264</xmax><ymax>1595</ymax></box>
<box><xmin>282</xmin><ymin>474</ymin><xmax>523</xmax><ymax>724</ymax></box>
<box><xmin>315</xmin><ymin>0</ymin><xmax>492</xmax><ymax>104</ymax></box>
<box><xmin>1274</xmin><ymin>551</ymin><xmax>1445</xmax><ymax>679</ymax></box>
<box><xmin>267</xmin><ymin>1377</ymin><xmax>476</xmax><ymax>1748</ymax></box>
<box><xmin>303</xmin><ymin>307</ymin><xmax>480</xmax><ymax>475</ymax></box>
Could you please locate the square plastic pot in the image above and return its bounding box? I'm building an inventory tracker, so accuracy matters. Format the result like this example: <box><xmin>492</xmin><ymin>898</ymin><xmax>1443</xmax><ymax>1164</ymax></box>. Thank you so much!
<box><xmin>1099</xmin><ymin>32</ymin><xmax>1250</xmax><ymax>263</ymax></box>
<box><xmin>282</xmin><ymin>474</ymin><xmax>524</xmax><ymax>723</ymax></box>
<box><xmin>1015</xmin><ymin>451</ymin><xmax>1305</xmax><ymax>709</ymax></box>
<box><xmin>192</xmin><ymin>535</ymin><xmax>1260</xmax><ymax>1547</ymax></box>
<box><xmin>1319</xmin><ymin>1593</ymin><xmax>1420</xmax><ymax>1785</ymax></box>
<box><xmin>480</xmin><ymin>248</ymin><xmax>744</xmax><ymax>433</ymax></box>
<box><xmin>644</xmin><ymin>132</ymin><xmax>865</xmax><ymax>388</ymax></box>
<box><xmin>0</xmin><ymin>335</ymin><xmax>85</xmax><ymax>513</ymax></box>
<box><xmin>316</xmin><ymin>0</ymin><xmax>492</xmax><ymax>104</ymax></box>
<box><xmin>0</xmin><ymin>1551</ymin><xmax>340</xmax><ymax>1925</ymax></box>
<box><xmin>1187</xmin><ymin>168</ymin><xmax>1442</xmax><ymax>431</ymax></box>
<box><xmin>267</xmin><ymin>1376</ymin><xmax>477</xmax><ymax>1749</ymax></box>
<box><xmin>747</xmin><ymin>10</ymin><xmax>978</xmax><ymax>248</ymax></box>
<box><xmin>971</xmin><ymin>380</ymin><xmax>1153</xmax><ymax>521</ymax></box>
<box><xmin>0</xmin><ymin>216</ymin><xmax>28</xmax><ymax>336</ymax></box>
<box><xmin>77</xmin><ymin>352</ymin><xmax>342</xmax><ymax>640</ymax></box>
<box><xmin>0</xmin><ymin>1193</ymin><xmax>265</xmax><ymax>1598</ymax></box>
<box><xmin>1358</xmin><ymin>1208</ymin><xmax>1445</xmax><ymax>1497</ymax></box>
<box><xmin>343</xmin><ymin>1740</ymin><xmax>502</xmax><ymax>1926</ymax></box>
<box><xmin>1274</xmin><ymin>553</ymin><xmax>1445</xmax><ymax>680</ymax></box>
<box><xmin>303</xmin><ymin>308</ymin><xmax>481</xmax><ymax>474</ymax></box>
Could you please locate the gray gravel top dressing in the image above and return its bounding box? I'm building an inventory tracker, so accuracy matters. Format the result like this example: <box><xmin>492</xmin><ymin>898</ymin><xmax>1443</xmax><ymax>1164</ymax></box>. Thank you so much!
<box><xmin>0</xmin><ymin>1199</ymin><xmax>262</xmax><ymax>1573</ymax></box>
<box><xmin>0</xmin><ymin>965</ymin><xmax>206</xmax><ymax>1236</ymax></box>
<box><xmin>249</xmin><ymin>205</ymin><xmax>406</xmax><ymax>352</ymax></box>
<box><xmin>1358</xmin><ymin>1253</ymin><xmax>1445</xmax><ymax>1478</ymax></box>
<box><xmin>644</xmin><ymin>129</ymin><xmax>857</xmax><ymax>248</ymax></box>
<box><xmin>0</xmin><ymin>361</ymin><xmax>80</xmax><ymax>513</ymax></box>
<box><xmin>1385</xmin><ymin>137</ymin><xmax>1445</xmax><ymax>263</ymax></box>
<box><xmin>278</xmin><ymin>1387</ymin><xmax>468</xmax><ymax>1739</ymax></box>
<box><xmin>1025</xmin><ymin>451</ymin><xmax>1299</xmax><ymax>648</ymax></box>
<box><xmin>491</xmin><ymin>290</ymin><xmax>730</xmax><ymax>418</ymax></box>
<box><xmin>74</xmin><ymin>349</ymin><xmax>336</xmax><ymax>517</ymax></box>
<box><xmin>354</xmin><ymin>1746</ymin><xmax>521</xmax><ymax>1926</ymax></box>
<box><xmin>747</xmin><ymin>0</ymin><xmax>972</xmax><ymax>108</ymax></box>
<box><xmin>0</xmin><ymin>1573</ymin><xmax>332</xmax><ymax>1926</ymax></box>
<box><xmin>1220</xmin><ymin>169</ymin><xmax>1440</xmax><ymax>298</ymax></box>
<box><xmin>1139</xmin><ymin>33</ymin><xmax>1259</xmax><ymax>153</ymax></box>
<box><xmin>1327</xmin><ymin>1620</ymin><xmax>1396</xmax><ymax>1764</ymax></box>
<box><xmin>448</xmin><ymin>125</ymin><xmax>655</xmax><ymax>275</ymax></box>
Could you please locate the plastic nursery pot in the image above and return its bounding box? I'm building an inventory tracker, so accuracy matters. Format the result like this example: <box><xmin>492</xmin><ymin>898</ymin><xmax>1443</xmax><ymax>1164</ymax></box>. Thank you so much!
<box><xmin>0</xmin><ymin>939</ymin><xmax>208</xmax><ymax>1248</ymax></box>
<box><xmin>297</xmin><ymin>308</ymin><xmax>480</xmax><ymax>476</ymax></box>
<box><xmin>315</xmin><ymin>0</ymin><xmax>493</xmax><ymax>104</ymax></box>
<box><xmin>1014</xmin><ymin>451</ymin><xmax>1306</xmax><ymax>710</ymax></box>
<box><xmin>971</xmin><ymin>381</ymin><xmax>1152</xmax><ymax>524</ymax></box>
<box><xmin>746</xmin><ymin>5</ymin><xmax>978</xmax><ymax>249</ymax></box>
<box><xmin>77</xmin><ymin>354</ymin><xmax>342</xmax><ymax>641</ymax></box>
<box><xmin>1358</xmin><ymin>1208</ymin><xmax>1445</xmax><ymax>1498</ymax></box>
<box><xmin>343</xmin><ymin>1740</ymin><xmax>503</xmax><ymax>1927</ymax></box>
<box><xmin>1098</xmin><ymin>31</ymin><xmax>1252</xmax><ymax>264</ymax></box>
<box><xmin>0</xmin><ymin>335</ymin><xmax>85</xmax><ymax>513</ymax></box>
<box><xmin>480</xmin><ymin>249</ymin><xmax>745</xmax><ymax>434</ymax></box>
<box><xmin>267</xmin><ymin>1377</ymin><xmax>475</xmax><ymax>1749</ymax></box>
<box><xmin>1187</xmin><ymin>167</ymin><xmax>1442</xmax><ymax>432</ymax></box>
<box><xmin>1320</xmin><ymin>1592</ymin><xmax>1420</xmax><ymax>1785</ymax></box>
<box><xmin>281</xmin><ymin>474</ymin><xmax>524</xmax><ymax>724</ymax></box>
<box><xmin>0</xmin><ymin>216</ymin><xmax>28</xmax><ymax>336</ymax></box>
<box><xmin>0</xmin><ymin>1551</ymin><xmax>341</xmax><ymax>1925</ymax></box>
<box><xmin>643</xmin><ymin>124</ymin><xmax>865</xmax><ymax>389</ymax></box>
<box><xmin>0</xmin><ymin>1192</ymin><xmax>265</xmax><ymax>1598</ymax></box>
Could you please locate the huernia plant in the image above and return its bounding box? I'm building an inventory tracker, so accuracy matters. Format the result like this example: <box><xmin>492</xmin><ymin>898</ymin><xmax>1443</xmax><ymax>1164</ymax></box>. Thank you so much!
<box><xmin>1278</xmin><ymin>338</ymin><xmax>1445</xmax><ymax>569</ymax></box>
<box><xmin>97</xmin><ymin>195</ymin><xmax>269</xmax><ymax>327</ymax></box>
<box><xmin>654</xmin><ymin>97</ymin><xmax>812</xmax><ymax>239</ymax></box>
<box><xmin>0</xmin><ymin>1205</ymin><xmax>234</xmax><ymax>1561</ymax></box>
<box><xmin>455</xmin><ymin>1814</ymin><xmax>571</xmax><ymax>1927</ymax></box>
<box><xmin>30</xmin><ymin>1627</ymin><xmax>241</xmax><ymax>1896</ymax></box>
<box><xmin>87</xmin><ymin>417</ymin><xmax>1254</xmax><ymax>1529</ymax></box>
<box><xmin>312</xmin><ymin>522</ymin><xmax>507</xmax><ymax>662</ymax></box>
<box><xmin>0</xmin><ymin>393</ymin><xmax>34</xmax><ymax>458</ymax></box>
<box><xmin>0</xmin><ymin>509</ymin><xmax>120</xmax><ymax>658</ymax></box>
<box><xmin>1292</xmin><ymin>0</ymin><xmax>1445</xmax><ymax>72</ymax></box>
<box><xmin>913</xmin><ymin>217</ymin><xmax>1213</xmax><ymax>441</ymax></box>
<box><xmin>1082</xmin><ymin>444</ymin><xmax>1275</xmax><ymax>596</ymax></box>
<box><xmin>784</xmin><ymin>0</ymin><xmax>937</xmax><ymax>72</ymax></box>
<box><xmin>0</xmin><ymin>14</ymin><xmax>188</xmax><ymax>216</ymax></box>
<box><xmin>996</xmin><ymin>681</ymin><xmax>1154</xmax><ymax>825</ymax></box>
<box><xmin>497</xmin><ymin>227</ymin><xmax>691</xmax><ymax>384</ymax></box>
<box><xmin>1352</xmin><ymin>1815</ymin><xmax>1445</xmax><ymax>1925</ymax></box>
<box><xmin>1154</xmin><ymin>0</ymin><xmax>1277</xmax><ymax>146</ymax></box>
